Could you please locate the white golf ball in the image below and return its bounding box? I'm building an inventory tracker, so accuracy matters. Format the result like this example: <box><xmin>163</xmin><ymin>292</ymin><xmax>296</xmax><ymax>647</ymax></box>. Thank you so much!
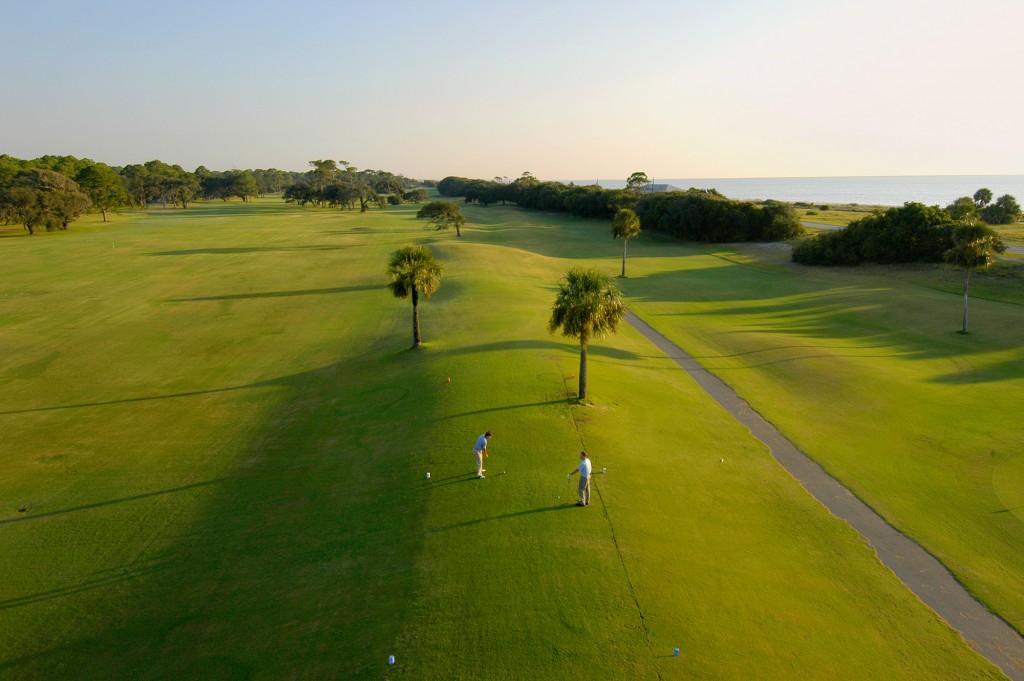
<box><xmin>720</xmin><ymin>459</ymin><xmax>724</xmax><ymax>462</ymax></box>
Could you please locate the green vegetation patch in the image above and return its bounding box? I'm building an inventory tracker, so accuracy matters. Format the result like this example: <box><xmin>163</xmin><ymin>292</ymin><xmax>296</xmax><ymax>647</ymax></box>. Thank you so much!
<box><xmin>0</xmin><ymin>200</ymin><xmax>1008</xmax><ymax>679</ymax></box>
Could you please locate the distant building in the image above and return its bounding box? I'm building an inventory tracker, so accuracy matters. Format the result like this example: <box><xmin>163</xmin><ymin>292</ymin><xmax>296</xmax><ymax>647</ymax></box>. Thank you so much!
<box><xmin>640</xmin><ymin>183</ymin><xmax>683</xmax><ymax>193</ymax></box>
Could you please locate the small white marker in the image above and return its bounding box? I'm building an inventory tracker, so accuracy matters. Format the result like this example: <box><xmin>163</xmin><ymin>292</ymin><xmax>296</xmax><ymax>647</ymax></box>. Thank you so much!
<box><xmin>425</xmin><ymin>472</ymin><xmax>430</xmax><ymax>479</ymax></box>
<box><xmin>720</xmin><ymin>459</ymin><xmax>724</xmax><ymax>462</ymax></box>
<box><xmin>602</xmin><ymin>467</ymin><xmax>607</xmax><ymax>474</ymax></box>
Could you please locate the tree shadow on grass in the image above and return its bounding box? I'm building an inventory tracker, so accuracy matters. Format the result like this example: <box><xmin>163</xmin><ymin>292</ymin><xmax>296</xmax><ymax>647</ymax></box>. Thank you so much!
<box><xmin>426</xmin><ymin>504</ymin><xmax>570</xmax><ymax>534</ymax></box>
<box><xmin>627</xmin><ymin>266</ymin><xmax>1024</xmax><ymax>382</ymax></box>
<box><xmin>1</xmin><ymin>480</ymin><xmax>226</xmax><ymax>525</ymax></box>
<box><xmin>147</xmin><ymin>245</ymin><xmax>346</xmax><ymax>256</ymax></box>
<box><xmin>0</xmin><ymin>380</ymin><xmax>280</xmax><ymax>416</ymax></box>
<box><xmin>0</xmin><ymin>558</ymin><xmax>170</xmax><ymax>610</ymax></box>
<box><xmin>0</xmin><ymin>349</ymin><xmax>441</xmax><ymax>679</ymax></box>
<box><xmin>436</xmin><ymin>399</ymin><xmax>570</xmax><ymax>421</ymax></box>
<box><xmin>435</xmin><ymin>339</ymin><xmax>643</xmax><ymax>362</ymax></box>
<box><xmin>164</xmin><ymin>284</ymin><xmax>382</xmax><ymax>302</ymax></box>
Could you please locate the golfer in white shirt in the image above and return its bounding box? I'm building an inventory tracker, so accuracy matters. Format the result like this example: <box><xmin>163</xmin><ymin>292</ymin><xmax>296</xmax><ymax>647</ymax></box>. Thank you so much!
<box><xmin>568</xmin><ymin>451</ymin><xmax>592</xmax><ymax>506</ymax></box>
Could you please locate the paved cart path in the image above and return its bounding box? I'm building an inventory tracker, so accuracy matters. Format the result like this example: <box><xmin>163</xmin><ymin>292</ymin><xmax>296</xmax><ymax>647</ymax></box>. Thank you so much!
<box><xmin>625</xmin><ymin>310</ymin><xmax>1024</xmax><ymax>680</ymax></box>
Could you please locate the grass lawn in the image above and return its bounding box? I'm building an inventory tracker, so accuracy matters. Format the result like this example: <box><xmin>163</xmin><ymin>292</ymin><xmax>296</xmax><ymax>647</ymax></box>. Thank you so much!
<box><xmin>616</xmin><ymin>236</ymin><xmax>1024</xmax><ymax>636</ymax></box>
<box><xmin>792</xmin><ymin>204</ymin><xmax>885</xmax><ymax>227</ymax></box>
<box><xmin>994</xmin><ymin>222</ymin><xmax>1024</xmax><ymax>248</ymax></box>
<box><xmin>0</xmin><ymin>199</ymin><xmax>1010</xmax><ymax>679</ymax></box>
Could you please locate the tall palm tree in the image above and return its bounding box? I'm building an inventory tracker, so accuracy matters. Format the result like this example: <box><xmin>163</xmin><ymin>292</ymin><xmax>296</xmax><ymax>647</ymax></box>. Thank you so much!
<box><xmin>387</xmin><ymin>245</ymin><xmax>444</xmax><ymax>348</ymax></box>
<box><xmin>943</xmin><ymin>223</ymin><xmax>1004</xmax><ymax>333</ymax></box>
<box><xmin>548</xmin><ymin>268</ymin><xmax>626</xmax><ymax>399</ymax></box>
<box><xmin>611</xmin><ymin>208</ymin><xmax>641</xmax><ymax>277</ymax></box>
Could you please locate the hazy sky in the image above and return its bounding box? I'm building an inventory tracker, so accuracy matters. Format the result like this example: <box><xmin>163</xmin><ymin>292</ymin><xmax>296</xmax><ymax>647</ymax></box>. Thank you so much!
<box><xmin>2</xmin><ymin>0</ymin><xmax>1021</xmax><ymax>180</ymax></box>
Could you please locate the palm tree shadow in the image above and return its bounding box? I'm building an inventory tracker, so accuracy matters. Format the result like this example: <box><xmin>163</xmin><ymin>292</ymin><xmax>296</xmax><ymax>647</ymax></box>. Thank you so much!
<box><xmin>0</xmin><ymin>558</ymin><xmax>170</xmax><ymax>611</ymax></box>
<box><xmin>147</xmin><ymin>246</ymin><xmax>345</xmax><ymax>256</ymax></box>
<box><xmin>426</xmin><ymin>504</ymin><xmax>571</xmax><ymax>533</ymax></box>
<box><xmin>438</xmin><ymin>399</ymin><xmax>570</xmax><ymax>421</ymax></box>
<box><xmin>438</xmin><ymin>339</ymin><xmax>640</xmax><ymax>361</ymax></box>
<box><xmin>2</xmin><ymin>480</ymin><xmax>226</xmax><ymax>525</ymax></box>
<box><xmin>165</xmin><ymin>284</ymin><xmax>381</xmax><ymax>302</ymax></box>
<box><xmin>0</xmin><ymin>380</ymin><xmax>281</xmax><ymax>417</ymax></box>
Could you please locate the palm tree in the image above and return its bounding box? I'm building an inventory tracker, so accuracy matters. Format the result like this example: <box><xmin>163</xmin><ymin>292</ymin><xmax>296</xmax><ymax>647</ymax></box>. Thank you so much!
<box><xmin>548</xmin><ymin>268</ymin><xmax>626</xmax><ymax>400</ymax></box>
<box><xmin>611</xmin><ymin>208</ymin><xmax>642</xmax><ymax>277</ymax></box>
<box><xmin>943</xmin><ymin>223</ymin><xmax>1004</xmax><ymax>333</ymax></box>
<box><xmin>387</xmin><ymin>245</ymin><xmax>444</xmax><ymax>348</ymax></box>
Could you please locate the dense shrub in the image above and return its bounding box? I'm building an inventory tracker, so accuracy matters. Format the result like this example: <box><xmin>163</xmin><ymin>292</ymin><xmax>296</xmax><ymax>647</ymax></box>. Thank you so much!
<box><xmin>636</xmin><ymin>192</ymin><xmax>802</xmax><ymax>242</ymax></box>
<box><xmin>792</xmin><ymin>202</ymin><xmax>957</xmax><ymax>265</ymax></box>
<box><xmin>402</xmin><ymin>188</ymin><xmax>429</xmax><ymax>203</ymax></box>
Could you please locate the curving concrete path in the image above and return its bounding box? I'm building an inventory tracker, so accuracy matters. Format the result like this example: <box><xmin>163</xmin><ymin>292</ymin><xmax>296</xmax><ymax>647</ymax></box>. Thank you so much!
<box><xmin>625</xmin><ymin>310</ymin><xmax>1024</xmax><ymax>680</ymax></box>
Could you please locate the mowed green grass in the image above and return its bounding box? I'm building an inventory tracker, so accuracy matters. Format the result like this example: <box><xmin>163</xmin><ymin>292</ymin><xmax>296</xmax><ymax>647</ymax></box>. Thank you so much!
<box><xmin>0</xmin><ymin>200</ymin><xmax>1006</xmax><ymax>679</ymax></box>
<box><xmin>615</xmin><ymin>238</ymin><xmax>1024</xmax><ymax>634</ymax></box>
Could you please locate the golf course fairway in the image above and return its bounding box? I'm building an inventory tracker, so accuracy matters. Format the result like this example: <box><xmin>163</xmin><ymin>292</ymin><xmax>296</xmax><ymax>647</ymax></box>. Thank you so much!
<box><xmin>1</xmin><ymin>198</ymin><xmax>1018</xmax><ymax>679</ymax></box>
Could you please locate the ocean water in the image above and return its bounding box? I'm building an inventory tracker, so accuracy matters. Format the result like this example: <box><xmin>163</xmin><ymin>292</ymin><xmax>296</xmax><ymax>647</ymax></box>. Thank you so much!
<box><xmin>580</xmin><ymin>176</ymin><xmax>1024</xmax><ymax>207</ymax></box>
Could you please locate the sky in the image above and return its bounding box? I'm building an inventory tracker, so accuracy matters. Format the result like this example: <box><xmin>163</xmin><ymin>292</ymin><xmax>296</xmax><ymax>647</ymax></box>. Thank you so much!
<box><xmin>2</xmin><ymin>0</ymin><xmax>1022</xmax><ymax>181</ymax></box>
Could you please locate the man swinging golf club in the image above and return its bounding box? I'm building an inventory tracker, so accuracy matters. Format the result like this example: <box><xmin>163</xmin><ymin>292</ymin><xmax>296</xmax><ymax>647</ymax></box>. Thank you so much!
<box><xmin>474</xmin><ymin>431</ymin><xmax>491</xmax><ymax>479</ymax></box>
<box><xmin>568</xmin><ymin>450</ymin><xmax>592</xmax><ymax>506</ymax></box>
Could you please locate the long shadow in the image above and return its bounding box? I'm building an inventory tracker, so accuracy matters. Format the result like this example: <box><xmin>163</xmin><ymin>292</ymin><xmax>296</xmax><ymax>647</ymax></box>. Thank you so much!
<box><xmin>165</xmin><ymin>284</ymin><xmax>381</xmax><ymax>302</ymax></box>
<box><xmin>455</xmin><ymin>203</ymin><xmax>687</xmax><ymax>260</ymax></box>
<box><xmin>148</xmin><ymin>246</ymin><xmax>346</xmax><ymax>256</ymax></box>
<box><xmin>0</xmin><ymin>348</ymin><xmax>442</xmax><ymax>678</ymax></box>
<box><xmin>2</xmin><ymin>480</ymin><xmax>226</xmax><ymax>525</ymax></box>
<box><xmin>426</xmin><ymin>504</ymin><xmax>570</xmax><ymax>533</ymax></box>
<box><xmin>688</xmin><ymin>342</ymin><xmax>897</xmax><ymax>360</ymax></box>
<box><xmin>626</xmin><ymin>266</ymin><xmax>1024</xmax><ymax>381</ymax></box>
<box><xmin>929</xmin><ymin>350</ymin><xmax>1024</xmax><ymax>384</ymax></box>
<box><xmin>426</xmin><ymin>475</ymin><xmax>480</xmax><ymax>489</ymax></box>
<box><xmin>322</xmin><ymin>228</ymin><xmax>422</xmax><ymax>235</ymax></box>
<box><xmin>435</xmin><ymin>338</ymin><xmax>642</xmax><ymax>361</ymax></box>
<box><xmin>0</xmin><ymin>380</ymin><xmax>278</xmax><ymax>416</ymax></box>
<box><xmin>0</xmin><ymin>559</ymin><xmax>169</xmax><ymax>610</ymax></box>
<box><xmin>437</xmin><ymin>398</ymin><xmax>569</xmax><ymax>421</ymax></box>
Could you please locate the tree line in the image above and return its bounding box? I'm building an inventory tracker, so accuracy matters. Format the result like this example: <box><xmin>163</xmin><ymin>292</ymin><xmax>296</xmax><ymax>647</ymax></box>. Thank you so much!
<box><xmin>0</xmin><ymin>154</ymin><xmax>427</xmax><ymax>234</ymax></box>
<box><xmin>437</xmin><ymin>172</ymin><xmax>803</xmax><ymax>242</ymax></box>
<box><xmin>0</xmin><ymin>153</ymin><xmax>306</xmax><ymax>234</ymax></box>
<box><xmin>281</xmin><ymin>160</ymin><xmax>425</xmax><ymax>212</ymax></box>
<box><xmin>945</xmin><ymin>188</ymin><xmax>1021</xmax><ymax>226</ymax></box>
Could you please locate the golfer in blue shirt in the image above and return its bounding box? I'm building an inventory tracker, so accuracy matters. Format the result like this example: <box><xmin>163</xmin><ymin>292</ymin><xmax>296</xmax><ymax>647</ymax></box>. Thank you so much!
<box><xmin>474</xmin><ymin>432</ymin><xmax>491</xmax><ymax>478</ymax></box>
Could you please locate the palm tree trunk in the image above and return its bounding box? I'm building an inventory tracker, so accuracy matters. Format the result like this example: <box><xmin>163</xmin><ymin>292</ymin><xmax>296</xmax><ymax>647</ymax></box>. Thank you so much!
<box><xmin>621</xmin><ymin>239</ymin><xmax>628</xmax><ymax>277</ymax></box>
<box><xmin>412</xmin><ymin>285</ymin><xmax>422</xmax><ymax>347</ymax></box>
<box><xmin>961</xmin><ymin>269</ymin><xmax>970</xmax><ymax>333</ymax></box>
<box><xmin>578</xmin><ymin>341</ymin><xmax>588</xmax><ymax>399</ymax></box>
